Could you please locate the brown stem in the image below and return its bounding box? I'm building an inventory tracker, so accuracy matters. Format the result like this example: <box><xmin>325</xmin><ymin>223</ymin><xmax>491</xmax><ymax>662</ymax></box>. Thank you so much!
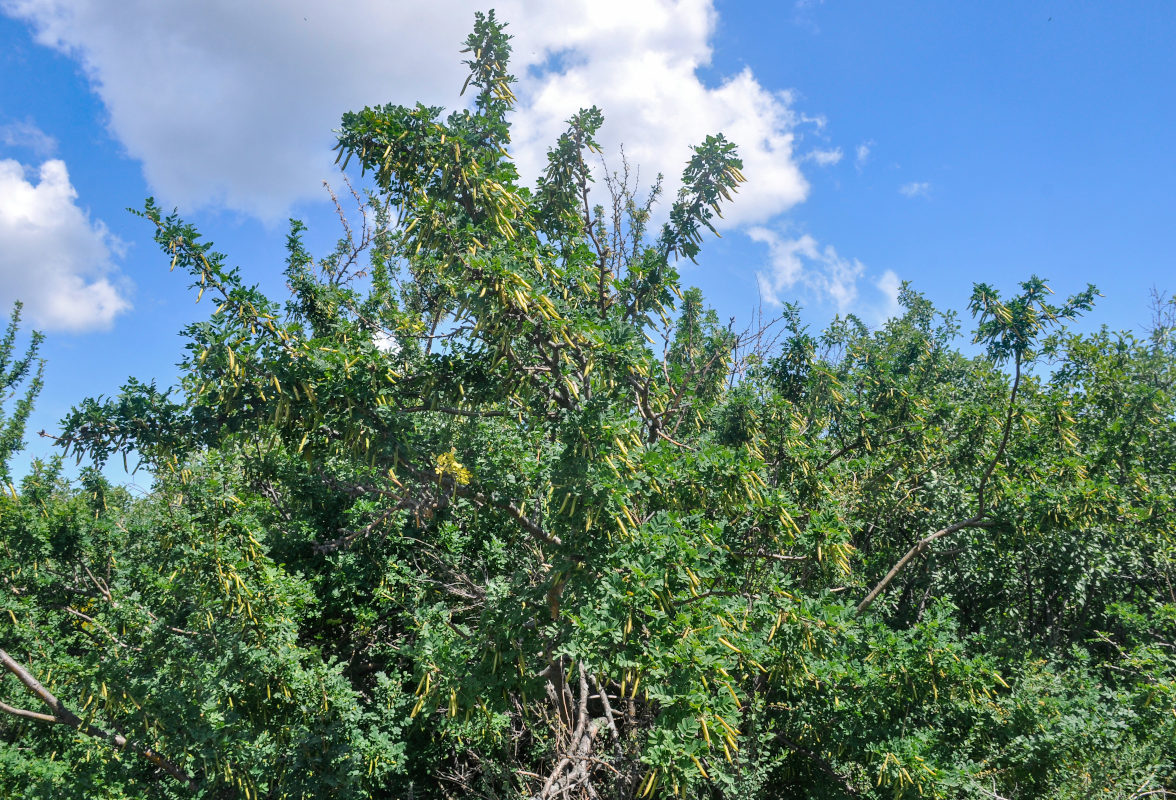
<box><xmin>63</xmin><ymin>606</ymin><xmax>141</xmax><ymax>652</ymax></box>
<box><xmin>856</xmin><ymin>518</ymin><xmax>994</xmax><ymax>614</ymax></box>
<box><xmin>588</xmin><ymin>673</ymin><xmax>621</xmax><ymax>752</ymax></box>
<box><xmin>978</xmin><ymin>353</ymin><xmax>1021</xmax><ymax>515</ymax></box>
<box><xmin>0</xmin><ymin>648</ymin><xmax>195</xmax><ymax>790</ymax></box>
<box><xmin>0</xmin><ymin>699</ymin><xmax>56</xmax><ymax>723</ymax></box>
<box><xmin>857</xmin><ymin>354</ymin><xmax>1021</xmax><ymax>614</ymax></box>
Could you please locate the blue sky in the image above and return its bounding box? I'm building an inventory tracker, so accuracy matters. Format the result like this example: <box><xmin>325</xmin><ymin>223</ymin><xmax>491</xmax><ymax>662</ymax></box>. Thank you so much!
<box><xmin>1</xmin><ymin>1</ymin><xmax>1174</xmax><ymax>477</ymax></box>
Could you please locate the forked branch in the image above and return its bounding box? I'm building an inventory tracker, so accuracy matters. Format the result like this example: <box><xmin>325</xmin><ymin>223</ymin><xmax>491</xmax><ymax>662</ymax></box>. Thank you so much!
<box><xmin>0</xmin><ymin>648</ymin><xmax>195</xmax><ymax>790</ymax></box>
<box><xmin>856</xmin><ymin>353</ymin><xmax>1021</xmax><ymax>614</ymax></box>
<box><xmin>855</xmin><ymin>517</ymin><xmax>994</xmax><ymax>613</ymax></box>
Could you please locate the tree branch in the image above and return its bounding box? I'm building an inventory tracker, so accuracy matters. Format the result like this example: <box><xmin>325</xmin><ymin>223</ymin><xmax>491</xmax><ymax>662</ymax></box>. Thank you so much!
<box><xmin>777</xmin><ymin>734</ymin><xmax>858</xmax><ymax>796</ymax></box>
<box><xmin>857</xmin><ymin>355</ymin><xmax>1021</xmax><ymax>614</ymax></box>
<box><xmin>0</xmin><ymin>698</ymin><xmax>56</xmax><ymax>723</ymax></box>
<box><xmin>856</xmin><ymin>517</ymin><xmax>994</xmax><ymax>614</ymax></box>
<box><xmin>0</xmin><ymin>648</ymin><xmax>196</xmax><ymax>790</ymax></box>
<box><xmin>978</xmin><ymin>353</ymin><xmax>1021</xmax><ymax>514</ymax></box>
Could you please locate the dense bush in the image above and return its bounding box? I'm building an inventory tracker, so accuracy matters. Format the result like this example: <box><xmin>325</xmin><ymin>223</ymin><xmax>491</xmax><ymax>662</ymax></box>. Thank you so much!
<box><xmin>2</xmin><ymin>13</ymin><xmax>1173</xmax><ymax>799</ymax></box>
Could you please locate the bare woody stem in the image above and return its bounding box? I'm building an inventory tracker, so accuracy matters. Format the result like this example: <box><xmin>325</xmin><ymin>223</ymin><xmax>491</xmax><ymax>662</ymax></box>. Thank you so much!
<box><xmin>0</xmin><ymin>648</ymin><xmax>195</xmax><ymax>790</ymax></box>
<box><xmin>856</xmin><ymin>352</ymin><xmax>1022</xmax><ymax>614</ymax></box>
<box><xmin>855</xmin><ymin>517</ymin><xmax>995</xmax><ymax>613</ymax></box>
<box><xmin>977</xmin><ymin>353</ymin><xmax>1022</xmax><ymax>515</ymax></box>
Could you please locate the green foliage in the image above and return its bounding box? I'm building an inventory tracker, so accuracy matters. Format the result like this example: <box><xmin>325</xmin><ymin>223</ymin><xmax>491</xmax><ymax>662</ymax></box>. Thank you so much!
<box><xmin>2</xmin><ymin>13</ymin><xmax>1174</xmax><ymax>800</ymax></box>
<box><xmin>0</xmin><ymin>302</ymin><xmax>44</xmax><ymax>482</ymax></box>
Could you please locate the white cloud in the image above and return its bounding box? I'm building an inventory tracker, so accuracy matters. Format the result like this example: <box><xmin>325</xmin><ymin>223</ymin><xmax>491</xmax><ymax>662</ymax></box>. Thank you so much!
<box><xmin>874</xmin><ymin>269</ymin><xmax>902</xmax><ymax>323</ymax></box>
<box><xmin>2</xmin><ymin>0</ymin><xmax>811</xmax><ymax>226</ymax></box>
<box><xmin>749</xmin><ymin>228</ymin><xmax>863</xmax><ymax>313</ymax></box>
<box><xmin>2</xmin><ymin>0</ymin><xmax>473</xmax><ymax>222</ymax></box>
<box><xmin>0</xmin><ymin>159</ymin><xmax>130</xmax><ymax>331</ymax></box>
<box><xmin>372</xmin><ymin>329</ymin><xmax>400</xmax><ymax>354</ymax></box>
<box><xmin>749</xmin><ymin>227</ymin><xmax>901</xmax><ymax>324</ymax></box>
<box><xmin>804</xmin><ymin>147</ymin><xmax>842</xmax><ymax>166</ymax></box>
<box><xmin>0</xmin><ymin>119</ymin><xmax>57</xmax><ymax>156</ymax></box>
<box><xmin>855</xmin><ymin>140</ymin><xmax>872</xmax><ymax>170</ymax></box>
<box><xmin>899</xmin><ymin>181</ymin><xmax>931</xmax><ymax>198</ymax></box>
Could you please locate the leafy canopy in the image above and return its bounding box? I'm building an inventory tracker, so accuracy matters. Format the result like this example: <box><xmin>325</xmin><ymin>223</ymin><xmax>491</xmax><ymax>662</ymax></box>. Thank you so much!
<box><xmin>2</xmin><ymin>12</ymin><xmax>1174</xmax><ymax>800</ymax></box>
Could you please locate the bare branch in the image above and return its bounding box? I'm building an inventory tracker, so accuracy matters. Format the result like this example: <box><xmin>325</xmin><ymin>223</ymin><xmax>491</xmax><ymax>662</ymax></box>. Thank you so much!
<box><xmin>0</xmin><ymin>648</ymin><xmax>195</xmax><ymax>790</ymax></box>
<box><xmin>856</xmin><ymin>517</ymin><xmax>994</xmax><ymax>614</ymax></box>
<box><xmin>857</xmin><ymin>353</ymin><xmax>1022</xmax><ymax>614</ymax></box>
<box><xmin>0</xmin><ymin>699</ymin><xmax>56</xmax><ymax>723</ymax></box>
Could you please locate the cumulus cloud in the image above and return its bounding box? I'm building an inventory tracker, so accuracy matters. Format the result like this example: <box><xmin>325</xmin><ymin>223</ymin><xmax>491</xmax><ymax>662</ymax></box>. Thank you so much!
<box><xmin>2</xmin><ymin>0</ymin><xmax>811</xmax><ymax>226</ymax></box>
<box><xmin>749</xmin><ymin>227</ymin><xmax>901</xmax><ymax>324</ymax></box>
<box><xmin>509</xmin><ymin>3</ymin><xmax>810</xmax><ymax>228</ymax></box>
<box><xmin>749</xmin><ymin>228</ymin><xmax>863</xmax><ymax>313</ymax></box>
<box><xmin>0</xmin><ymin>159</ymin><xmax>130</xmax><ymax>331</ymax></box>
<box><xmin>0</xmin><ymin>118</ymin><xmax>57</xmax><ymax>156</ymax></box>
<box><xmin>804</xmin><ymin>147</ymin><xmax>842</xmax><ymax>166</ymax></box>
<box><xmin>899</xmin><ymin>181</ymin><xmax>931</xmax><ymax>198</ymax></box>
<box><xmin>3</xmin><ymin>0</ymin><xmax>472</xmax><ymax>221</ymax></box>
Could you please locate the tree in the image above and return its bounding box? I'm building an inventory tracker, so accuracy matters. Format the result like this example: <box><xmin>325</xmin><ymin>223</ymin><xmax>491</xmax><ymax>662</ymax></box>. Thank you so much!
<box><xmin>0</xmin><ymin>302</ymin><xmax>43</xmax><ymax>483</ymax></box>
<box><xmin>2</xmin><ymin>12</ymin><xmax>1174</xmax><ymax>800</ymax></box>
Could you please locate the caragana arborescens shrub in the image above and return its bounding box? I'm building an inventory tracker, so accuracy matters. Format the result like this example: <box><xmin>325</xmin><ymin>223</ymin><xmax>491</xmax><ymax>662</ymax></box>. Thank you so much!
<box><xmin>2</xmin><ymin>12</ymin><xmax>1174</xmax><ymax>800</ymax></box>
